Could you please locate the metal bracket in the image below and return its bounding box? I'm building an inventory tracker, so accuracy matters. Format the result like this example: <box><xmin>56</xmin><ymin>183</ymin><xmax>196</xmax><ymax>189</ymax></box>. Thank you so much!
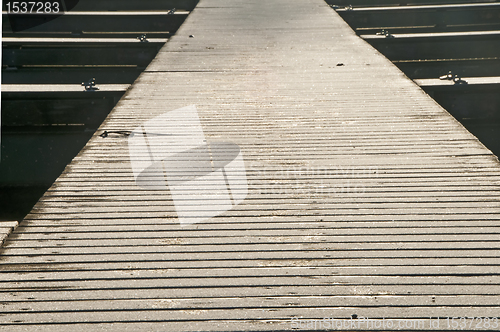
<box><xmin>137</xmin><ymin>34</ymin><xmax>149</xmax><ymax>43</ymax></box>
<box><xmin>345</xmin><ymin>5</ymin><xmax>353</xmax><ymax>11</ymax></box>
<box><xmin>82</xmin><ymin>78</ymin><xmax>99</xmax><ymax>91</ymax></box>
<box><xmin>439</xmin><ymin>71</ymin><xmax>468</xmax><ymax>85</ymax></box>
<box><xmin>168</xmin><ymin>8</ymin><xmax>176</xmax><ymax>15</ymax></box>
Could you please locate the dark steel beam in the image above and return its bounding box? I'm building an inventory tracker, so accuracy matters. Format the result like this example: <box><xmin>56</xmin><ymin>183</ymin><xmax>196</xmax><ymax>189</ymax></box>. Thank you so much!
<box><xmin>326</xmin><ymin>0</ymin><xmax>500</xmax><ymax>8</ymax></box>
<box><xmin>336</xmin><ymin>3</ymin><xmax>500</xmax><ymax>34</ymax></box>
<box><xmin>2</xmin><ymin>12</ymin><xmax>188</xmax><ymax>37</ymax></box>
<box><xmin>2</xmin><ymin>66</ymin><xmax>145</xmax><ymax>84</ymax></box>
<box><xmin>363</xmin><ymin>31</ymin><xmax>500</xmax><ymax>61</ymax></box>
<box><xmin>417</xmin><ymin>78</ymin><xmax>500</xmax><ymax>120</ymax></box>
<box><xmin>395</xmin><ymin>58</ymin><xmax>500</xmax><ymax>79</ymax></box>
<box><xmin>3</xmin><ymin>44</ymin><xmax>163</xmax><ymax>67</ymax></box>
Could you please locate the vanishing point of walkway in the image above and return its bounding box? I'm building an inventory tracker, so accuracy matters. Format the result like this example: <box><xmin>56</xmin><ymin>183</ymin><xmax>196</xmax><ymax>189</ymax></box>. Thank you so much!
<box><xmin>1</xmin><ymin>0</ymin><xmax>500</xmax><ymax>330</ymax></box>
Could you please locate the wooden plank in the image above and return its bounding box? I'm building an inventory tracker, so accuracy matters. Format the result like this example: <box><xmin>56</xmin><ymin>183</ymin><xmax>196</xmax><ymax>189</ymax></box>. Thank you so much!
<box><xmin>4</xmin><ymin>265</ymin><xmax>500</xmax><ymax>281</ymax></box>
<box><xmin>0</xmin><ymin>0</ymin><xmax>198</xmax><ymax>12</ymax></box>
<box><xmin>0</xmin><ymin>319</ymin><xmax>484</xmax><ymax>332</ymax></box>
<box><xmin>2</xmin><ymin>36</ymin><xmax>169</xmax><ymax>44</ymax></box>
<box><xmin>2</xmin><ymin>296</ymin><xmax>500</xmax><ymax>313</ymax></box>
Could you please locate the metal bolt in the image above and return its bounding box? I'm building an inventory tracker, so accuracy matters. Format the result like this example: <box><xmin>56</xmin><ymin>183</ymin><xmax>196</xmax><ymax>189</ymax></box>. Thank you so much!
<box><xmin>137</xmin><ymin>34</ymin><xmax>149</xmax><ymax>43</ymax></box>
<box><xmin>439</xmin><ymin>70</ymin><xmax>454</xmax><ymax>81</ymax></box>
<box><xmin>82</xmin><ymin>78</ymin><xmax>99</xmax><ymax>91</ymax></box>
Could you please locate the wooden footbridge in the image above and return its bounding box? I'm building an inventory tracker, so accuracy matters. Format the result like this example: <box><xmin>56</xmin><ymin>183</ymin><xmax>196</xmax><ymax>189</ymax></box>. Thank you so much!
<box><xmin>1</xmin><ymin>0</ymin><xmax>500</xmax><ymax>330</ymax></box>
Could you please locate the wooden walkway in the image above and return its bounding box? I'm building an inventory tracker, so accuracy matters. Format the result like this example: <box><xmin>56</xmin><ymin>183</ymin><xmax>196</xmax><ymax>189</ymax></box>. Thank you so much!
<box><xmin>2</xmin><ymin>0</ymin><xmax>500</xmax><ymax>330</ymax></box>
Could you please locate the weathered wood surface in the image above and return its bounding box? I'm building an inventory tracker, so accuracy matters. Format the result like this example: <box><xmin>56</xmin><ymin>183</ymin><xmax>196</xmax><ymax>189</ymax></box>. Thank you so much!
<box><xmin>1</xmin><ymin>0</ymin><xmax>500</xmax><ymax>331</ymax></box>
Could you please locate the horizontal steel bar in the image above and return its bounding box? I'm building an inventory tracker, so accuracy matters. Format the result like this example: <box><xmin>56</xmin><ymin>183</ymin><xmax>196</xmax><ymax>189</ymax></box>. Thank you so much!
<box><xmin>1</xmin><ymin>66</ymin><xmax>145</xmax><ymax>84</ymax></box>
<box><xmin>394</xmin><ymin>58</ymin><xmax>500</xmax><ymax>79</ymax></box>
<box><xmin>363</xmin><ymin>32</ymin><xmax>500</xmax><ymax>61</ymax></box>
<box><xmin>3</xmin><ymin>45</ymin><xmax>163</xmax><ymax>67</ymax></box>
<box><xmin>2</xmin><ymin>12</ymin><xmax>187</xmax><ymax>34</ymax></box>
<box><xmin>337</xmin><ymin>3</ymin><xmax>500</xmax><ymax>33</ymax></box>
<box><xmin>67</xmin><ymin>0</ymin><xmax>199</xmax><ymax>11</ymax></box>
<box><xmin>326</xmin><ymin>0</ymin><xmax>499</xmax><ymax>8</ymax></box>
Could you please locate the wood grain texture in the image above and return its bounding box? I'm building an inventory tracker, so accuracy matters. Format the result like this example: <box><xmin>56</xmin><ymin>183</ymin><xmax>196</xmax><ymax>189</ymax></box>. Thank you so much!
<box><xmin>1</xmin><ymin>0</ymin><xmax>500</xmax><ymax>331</ymax></box>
